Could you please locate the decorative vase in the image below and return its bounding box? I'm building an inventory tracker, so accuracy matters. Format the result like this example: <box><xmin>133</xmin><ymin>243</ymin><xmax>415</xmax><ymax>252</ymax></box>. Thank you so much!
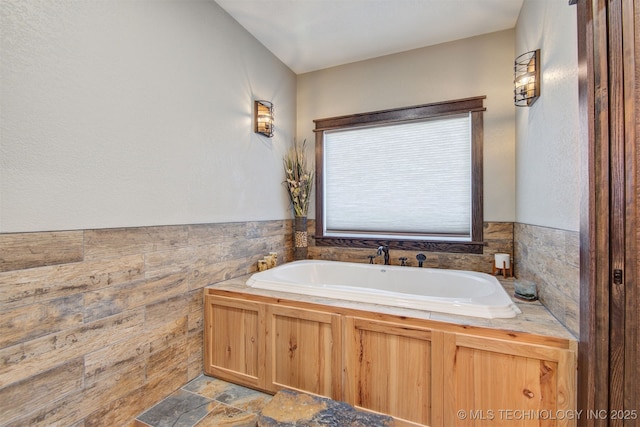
<box><xmin>294</xmin><ymin>215</ymin><xmax>308</xmax><ymax>260</ymax></box>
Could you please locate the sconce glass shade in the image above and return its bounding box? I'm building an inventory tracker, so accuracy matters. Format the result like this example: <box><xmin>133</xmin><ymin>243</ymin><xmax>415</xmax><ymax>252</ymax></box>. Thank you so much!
<box><xmin>514</xmin><ymin>49</ymin><xmax>540</xmax><ymax>107</ymax></box>
<box><xmin>254</xmin><ymin>100</ymin><xmax>274</xmax><ymax>137</ymax></box>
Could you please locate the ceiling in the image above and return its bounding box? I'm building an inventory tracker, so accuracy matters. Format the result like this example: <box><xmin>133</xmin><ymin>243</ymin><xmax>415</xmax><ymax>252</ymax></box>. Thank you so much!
<box><xmin>214</xmin><ymin>0</ymin><xmax>524</xmax><ymax>74</ymax></box>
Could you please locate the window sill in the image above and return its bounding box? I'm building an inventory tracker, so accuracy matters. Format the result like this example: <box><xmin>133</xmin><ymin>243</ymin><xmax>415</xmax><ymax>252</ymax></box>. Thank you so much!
<box><xmin>314</xmin><ymin>236</ymin><xmax>484</xmax><ymax>254</ymax></box>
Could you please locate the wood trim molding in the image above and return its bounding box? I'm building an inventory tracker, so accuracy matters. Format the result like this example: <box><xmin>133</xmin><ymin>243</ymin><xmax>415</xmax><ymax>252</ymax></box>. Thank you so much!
<box><xmin>622</xmin><ymin>0</ymin><xmax>639</xmax><ymax>413</ymax></box>
<box><xmin>313</xmin><ymin>237</ymin><xmax>485</xmax><ymax>254</ymax></box>
<box><xmin>312</xmin><ymin>96</ymin><xmax>486</xmax><ymax>131</ymax></box>
<box><xmin>577</xmin><ymin>0</ymin><xmax>639</xmax><ymax>423</ymax></box>
<box><xmin>313</xmin><ymin>97</ymin><xmax>485</xmax><ymax>254</ymax></box>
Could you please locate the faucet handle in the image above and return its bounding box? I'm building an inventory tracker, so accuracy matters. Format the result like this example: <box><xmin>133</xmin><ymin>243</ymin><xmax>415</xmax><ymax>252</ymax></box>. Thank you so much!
<box><xmin>416</xmin><ymin>253</ymin><xmax>426</xmax><ymax>267</ymax></box>
<box><xmin>399</xmin><ymin>257</ymin><xmax>408</xmax><ymax>266</ymax></box>
<box><xmin>367</xmin><ymin>255</ymin><xmax>376</xmax><ymax>264</ymax></box>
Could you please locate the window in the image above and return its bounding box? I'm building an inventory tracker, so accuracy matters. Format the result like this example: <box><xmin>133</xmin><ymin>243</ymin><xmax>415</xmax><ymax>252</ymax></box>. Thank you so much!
<box><xmin>313</xmin><ymin>96</ymin><xmax>485</xmax><ymax>253</ymax></box>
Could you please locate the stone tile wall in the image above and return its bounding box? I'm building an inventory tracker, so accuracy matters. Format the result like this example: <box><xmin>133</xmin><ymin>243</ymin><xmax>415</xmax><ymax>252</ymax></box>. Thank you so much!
<box><xmin>0</xmin><ymin>218</ymin><xmax>576</xmax><ymax>426</ymax></box>
<box><xmin>308</xmin><ymin>221</ymin><xmax>514</xmax><ymax>274</ymax></box>
<box><xmin>0</xmin><ymin>221</ymin><xmax>292</xmax><ymax>427</ymax></box>
<box><xmin>514</xmin><ymin>223</ymin><xmax>580</xmax><ymax>337</ymax></box>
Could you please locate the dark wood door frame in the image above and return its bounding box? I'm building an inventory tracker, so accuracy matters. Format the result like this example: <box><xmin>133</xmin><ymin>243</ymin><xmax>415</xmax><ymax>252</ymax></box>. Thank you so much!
<box><xmin>577</xmin><ymin>0</ymin><xmax>638</xmax><ymax>425</ymax></box>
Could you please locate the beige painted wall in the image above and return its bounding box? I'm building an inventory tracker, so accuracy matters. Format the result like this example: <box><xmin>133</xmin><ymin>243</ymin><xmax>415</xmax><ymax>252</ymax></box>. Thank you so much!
<box><xmin>513</xmin><ymin>0</ymin><xmax>580</xmax><ymax>337</ymax></box>
<box><xmin>515</xmin><ymin>0</ymin><xmax>579</xmax><ymax>231</ymax></box>
<box><xmin>297</xmin><ymin>29</ymin><xmax>517</xmax><ymax>222</ymax></box>
<box><xmin>0</xmin><ymin>0</ymin><xmax>296</xmax><ymax>233</ymax></box>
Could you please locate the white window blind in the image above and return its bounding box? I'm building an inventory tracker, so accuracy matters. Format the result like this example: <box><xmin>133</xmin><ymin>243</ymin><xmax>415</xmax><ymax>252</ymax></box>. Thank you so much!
<box><xmin>323</xmin><ymin>114</ymin><xmax>472</xmax><ymax>241</ymax></box>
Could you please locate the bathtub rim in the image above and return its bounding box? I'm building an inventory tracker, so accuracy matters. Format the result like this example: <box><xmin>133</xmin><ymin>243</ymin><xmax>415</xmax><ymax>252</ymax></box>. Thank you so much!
<box><xmin>247</xmin><ymin>260</ymin><xmax>522</xmax><ymax>319</ymax></box>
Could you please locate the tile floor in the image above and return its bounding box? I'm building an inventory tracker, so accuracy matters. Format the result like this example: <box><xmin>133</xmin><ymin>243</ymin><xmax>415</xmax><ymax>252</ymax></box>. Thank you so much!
<box><xmin>134</xmin><ymin>375</ymin><xmax>273</xmax><ymax>427</ymax></box>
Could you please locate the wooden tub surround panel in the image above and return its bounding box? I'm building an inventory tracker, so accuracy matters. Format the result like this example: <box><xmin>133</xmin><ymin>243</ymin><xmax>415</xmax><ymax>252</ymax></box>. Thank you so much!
<box><xmin>204</xmin><ymin>295</ymin><xmax>265</xmax><ymax>389</ymax></box>
<box><xmin>344</xmin><ymin>316</ymin><xmax>433</xmax><ymax>426</ymax></box>
<box><xmin>204</xmin><ymin>288</ymin><xmax>578</xmax><ymax>427</ymax></box>
<box><xmin>266</xmin><ymin>304</ymin><xmax>342</xmax><ymax>398</ymax></box>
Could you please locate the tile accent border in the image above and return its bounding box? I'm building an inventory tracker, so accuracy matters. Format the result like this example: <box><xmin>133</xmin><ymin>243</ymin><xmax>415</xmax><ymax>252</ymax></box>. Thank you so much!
<box><xmin>0</xmin><ymin>221</ymin><xmax>292</xmax><ymax>427</ymax></box>
<box><xmin>514</xmin><ymin>223</ymin><xmax>579</xmax><ymax>337</ymax></box>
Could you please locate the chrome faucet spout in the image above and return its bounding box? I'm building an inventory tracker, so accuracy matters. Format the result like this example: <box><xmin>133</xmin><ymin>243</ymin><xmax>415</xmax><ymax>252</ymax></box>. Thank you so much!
<box><xmin>377</xmin><ymin>245</ymin><xmax>390</xmax><ymax>265</ymax></box>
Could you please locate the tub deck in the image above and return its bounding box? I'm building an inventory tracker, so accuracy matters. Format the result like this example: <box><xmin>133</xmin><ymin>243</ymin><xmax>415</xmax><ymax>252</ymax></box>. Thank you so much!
<box><xmin>205</xmin><ymin>274</ymin><xmax>577</xmax><ymax>427</ymax></box>
<box><xmin>206</xmin><ymin>273</ymin><xmax>575</xmax><ymax>341</ymax></box>
<box><xmin>246</xmin><ymin>260</ymin><xmax>521</xmax><ymax>319</ymax></box>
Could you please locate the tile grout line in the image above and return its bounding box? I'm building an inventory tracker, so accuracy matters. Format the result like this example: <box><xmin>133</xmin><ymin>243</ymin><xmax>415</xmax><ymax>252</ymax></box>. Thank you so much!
<box><xmin>189</xmin><ymin>401</ymin><xmax>223</xmax><ymax>427</ymax></box>
<box><xmin>135</xmin><ymin>376</ymin><xmax>269</xmax><ymax>426</ymax></box>
<box><xmin>174</xmin><ymin>398</ymin><xmax>220</xmax><ymax>427</ymax></box>
<box><xmin>180</xmin><ymin>385</ymin><xmax>262</xmax><ymax>419</ymax></box>
<box><xmin>179</xmin><ymin>383</ymin><xmax>259</xmax><ymax>425</ymax></box>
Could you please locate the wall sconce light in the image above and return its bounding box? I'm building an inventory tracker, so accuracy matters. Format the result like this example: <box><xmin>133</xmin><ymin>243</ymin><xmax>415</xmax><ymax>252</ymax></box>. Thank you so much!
<box><xmin>254</xmin><ymin>100</ymin><xmax>274</xmax><ymax>137</ymax></box>
<box><xmin>514</xmin><ymin>49</ymin><xmax>540</xmax><ymax>107</ymax></box>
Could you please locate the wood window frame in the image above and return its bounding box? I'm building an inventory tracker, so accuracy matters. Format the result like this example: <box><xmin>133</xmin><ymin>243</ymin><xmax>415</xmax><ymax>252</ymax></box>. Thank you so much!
<box><xmin>312</xmin><ymin>96</ymin><xmax>486</xmax><ymax>254</ymax></box>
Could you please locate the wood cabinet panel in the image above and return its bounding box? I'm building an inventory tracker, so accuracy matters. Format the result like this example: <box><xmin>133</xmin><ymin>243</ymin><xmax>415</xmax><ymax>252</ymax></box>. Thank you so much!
<box><xmin>443</xmin><ymin>333</ymin><xmax>576</xmax><ymax>427</ymax></box>
<box><xmin>203</xmin><ymin>295</ymin><xmax>265</xmax><ymax>389</ymax></box>
<box><xmin>203</xmin><ymin>290</ymin><xmax>576</xmax><ymax>427</ymax></box>
<box><xmin>266</xmin><ymin>305</ymin><xmax>341</xmax><ymax>398</ymax></box>
<box><xmin>344</xmin><ymin>316</ymin><xmax>433</xmax><ymax>426</ymax></box>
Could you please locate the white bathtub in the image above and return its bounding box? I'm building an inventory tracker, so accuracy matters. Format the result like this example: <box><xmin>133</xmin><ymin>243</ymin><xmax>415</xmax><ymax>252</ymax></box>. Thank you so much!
<box><xmin>246</xmin><ymin>260</ymin><xmax>521</xmax><ymax>319</ymax></box>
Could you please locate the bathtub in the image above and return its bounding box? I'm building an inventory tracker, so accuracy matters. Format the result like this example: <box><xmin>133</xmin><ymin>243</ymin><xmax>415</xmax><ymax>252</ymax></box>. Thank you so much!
<box><xmin>246</xmin><ymin>260</ymin><xmax>521</xmax><ymax>319</ymax></box>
